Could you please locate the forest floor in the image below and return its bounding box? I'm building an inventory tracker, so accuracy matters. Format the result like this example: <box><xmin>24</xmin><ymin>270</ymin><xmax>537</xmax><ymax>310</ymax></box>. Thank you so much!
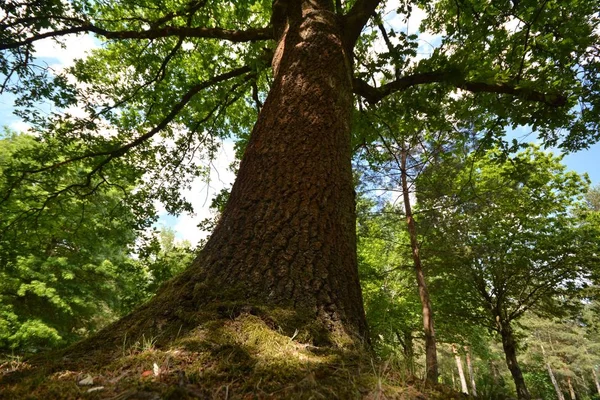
<box><xmin>0</xmin><ymin>311</ymin><xmax>473</xmax><ymax>400</ymax></box>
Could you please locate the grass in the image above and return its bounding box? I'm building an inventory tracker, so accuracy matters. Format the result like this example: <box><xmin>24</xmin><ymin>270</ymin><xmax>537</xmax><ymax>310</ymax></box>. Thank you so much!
<box><xmin>0</xmin><ymin>311</ymin><xmax>474</xmax><ymax>399</ymax></box>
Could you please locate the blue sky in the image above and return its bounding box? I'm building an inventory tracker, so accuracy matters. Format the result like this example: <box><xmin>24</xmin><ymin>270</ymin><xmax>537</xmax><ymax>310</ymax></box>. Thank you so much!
<box><xmin>507</xmin><ymin>126</ymin><xmax>600</xmax><ymax>187</ymax></box>
<box><xmin>563</xmin><ymin>143</ymin><xmax>600</xmax><ymax>186</ymax></box>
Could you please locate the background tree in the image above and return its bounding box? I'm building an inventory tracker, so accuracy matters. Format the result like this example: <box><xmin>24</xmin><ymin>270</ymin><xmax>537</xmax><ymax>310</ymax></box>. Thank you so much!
<box><xmin>0</xmin><ymin>131</ymin><xmax>144</xmax><ymax>351</ymax></box>
<box><xmin>419</xmin><ymin>145</ymin><xmax>599</xmax><ymax>398</ymax></box>
<box><xmin>356</xmin><ymin>195</ymin><xmax>422</xmax><ymax>372</ymax></box>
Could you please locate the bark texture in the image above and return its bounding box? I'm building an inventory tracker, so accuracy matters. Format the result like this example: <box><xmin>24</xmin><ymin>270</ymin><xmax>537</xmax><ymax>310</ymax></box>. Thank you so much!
<box><xmin>182</xmin><ymin>0</ymin><xmax>367</xmax><ymax>341</ymax></box>
<box><xmin>66</xmin><ymin>0</ymin><xmax>368</xmax><ymax>360</ymax></box>
<box><xmin>499</xmin><ymin>320</ymin><xmax>531</xmax><ymax>399</ymax></box>
<box><xmin>400</xmin><ymin>147</ymin><xmax>438</xmax><ymax>382</ymax></box>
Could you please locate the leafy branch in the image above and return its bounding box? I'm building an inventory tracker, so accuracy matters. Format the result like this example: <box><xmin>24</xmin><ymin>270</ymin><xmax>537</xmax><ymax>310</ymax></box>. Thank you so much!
<box><xmin>0</xmin><ymin>24</ymin><xmax>273</xmax><ymax>51</ymax></box>
<box><xmin>353</xmin><ymin>72</ymin><xmax>567</xmax><ymax>107</ymax></box>
<box><xmin>1</xmin><ymin>65</ymin><xmax>253</xmax><ymax>205</ymax></box>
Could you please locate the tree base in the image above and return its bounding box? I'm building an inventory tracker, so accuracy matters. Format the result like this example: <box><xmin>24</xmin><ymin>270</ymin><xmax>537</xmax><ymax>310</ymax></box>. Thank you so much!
<box><xmin>0</xmin><ymin>308</ymin><xmax>459</xmax><ymax>399</ymax></box>
<box><xmin>1</xmin><ymin>273</ymin><xmax>469</xmax><ymax>399</ymax></box>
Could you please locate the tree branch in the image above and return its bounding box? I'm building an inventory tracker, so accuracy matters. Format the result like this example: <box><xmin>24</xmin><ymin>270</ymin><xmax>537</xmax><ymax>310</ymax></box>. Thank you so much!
<box><xmin>26</xmin><ymin>65</ymin><xmax>253</xmax><ymax>175</ymax></box>
<box><xmin>0</xmin><ymin>24</ymin><xmax>272</xmax><ymax>51</ymax></box>
<box><xmin>342</xmin><ymin>0</ymin><xmax>382</xmax><ymax>50</ymax></box>
<box><xmin>353</xmin><ymin>71</ymin><xmax>567</xmax><ymax>107</ymax></box>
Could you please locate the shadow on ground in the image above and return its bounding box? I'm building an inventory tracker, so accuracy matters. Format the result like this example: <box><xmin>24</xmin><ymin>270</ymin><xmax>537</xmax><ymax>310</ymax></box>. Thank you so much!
<box><xmin>1</xmin><ymin>309</ymin><xmax>473</xmax><ymax>399</ymax></box>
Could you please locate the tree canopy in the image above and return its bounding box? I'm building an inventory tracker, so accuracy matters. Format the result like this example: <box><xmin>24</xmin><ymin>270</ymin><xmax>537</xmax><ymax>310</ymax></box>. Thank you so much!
<box><xmin>1</xmin><ymin>1</ymin><xmax>600</xmax><ymax>399</ymax></box>
<box><xmin>1</xmin><ymin>0</ymin><xmax>599</xmax><ymax>215</ymax></box>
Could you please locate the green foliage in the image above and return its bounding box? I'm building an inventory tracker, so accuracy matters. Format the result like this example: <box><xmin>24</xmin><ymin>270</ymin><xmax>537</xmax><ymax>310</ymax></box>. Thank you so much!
<box><xmin>0</xmin><ymin>132</ymin><xmax>196</xmax><ymax>352</ymax></box>
<box><xmin>420</xmin><ymin>144</ymin><xmax>597</xmax><ymax>331</ymax></box>
<box><xmin>356</xmin><ymin>196</ymin><xmax>421</xmax><ymax>362</ymax></box>
<box><xmin>519</xmin><ymin>314</ymin><xmax>600</xmax><ymax>399</ymax></box>
<box><xmin>0</xmin><ymin>132</ymin><xmax>142</xmax><ymax>351</ymax></box>
<box><xmin>1</xmin><ymin>0</ymin><xmax>600</xmax><ymax>396</ymax></box>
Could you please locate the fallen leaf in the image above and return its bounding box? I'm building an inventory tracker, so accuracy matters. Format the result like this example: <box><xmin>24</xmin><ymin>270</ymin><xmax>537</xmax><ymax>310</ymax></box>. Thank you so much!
<box><xmin>141</xmin><ymin>370</ymin><xmax>153</xmax><ymax>378</ymax></box>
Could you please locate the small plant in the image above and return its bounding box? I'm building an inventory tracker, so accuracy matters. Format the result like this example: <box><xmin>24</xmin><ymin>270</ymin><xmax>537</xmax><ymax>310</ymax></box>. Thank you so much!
<box><xmin>135</xmin><ymin>334</ymin><xmax>158</xmax><ymax>353</ymax></box>
<box><xmin>120</xmin><ymin>333</ymin><xmax>158</xmax><ymax>356</ymax></box>
<box><xmin>0</xmin><ymin>353</ymin><xmax>27</xmax><ymax>373</ymax></box>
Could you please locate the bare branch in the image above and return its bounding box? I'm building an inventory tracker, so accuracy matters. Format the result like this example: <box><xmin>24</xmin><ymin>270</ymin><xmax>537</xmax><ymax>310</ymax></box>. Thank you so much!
<box><xmin>343</xmin><ymin>0</ymin><xmax>382</xmax><ymax>50</ymax></box>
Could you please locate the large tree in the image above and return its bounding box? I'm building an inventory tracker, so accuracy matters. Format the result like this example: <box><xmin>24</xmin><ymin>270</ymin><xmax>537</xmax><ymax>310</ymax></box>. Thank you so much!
<box><xmin>1</xmin><ymin>0</ymin><xmax>599</xmax><ymax>374</ymax></box>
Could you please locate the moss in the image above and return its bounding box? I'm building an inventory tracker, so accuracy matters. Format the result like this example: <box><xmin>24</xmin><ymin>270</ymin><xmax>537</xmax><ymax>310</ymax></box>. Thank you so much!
<box><xmin>1</xmin><ymin>310</ymin><xmax>475</xmax><ymax>399</ymax></box>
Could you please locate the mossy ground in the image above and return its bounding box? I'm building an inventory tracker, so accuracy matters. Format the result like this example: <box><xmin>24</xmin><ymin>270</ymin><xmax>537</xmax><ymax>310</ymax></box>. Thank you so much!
<box><xmin>0</xmin><ymin>311</ymin><xmax>474</xmax><ymax>399</ymax></box>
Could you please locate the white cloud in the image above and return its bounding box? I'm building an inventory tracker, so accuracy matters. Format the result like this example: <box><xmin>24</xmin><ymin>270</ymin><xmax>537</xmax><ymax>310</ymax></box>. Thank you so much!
<box><xmin>9</xmin><ymin>120</ymin><xmax>31</xmax><ymax>133</ymax></box>
<box><xmin>33</xmin><ymin>34</ymin><xmax>98</xmax><ymax>71</ymax></box>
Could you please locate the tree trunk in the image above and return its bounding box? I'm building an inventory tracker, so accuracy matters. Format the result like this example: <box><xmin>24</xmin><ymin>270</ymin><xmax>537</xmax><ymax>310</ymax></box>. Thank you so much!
<box><xmin>499</xmin><ymin>320</ymin><xmax>531</xmax><ymax>399</ymax></box>
<box><xmin>541</xmin><ymin>343</ymin><xmax>565</xmax><ymax>400</ymax></box>
<box><xmin>490</xmin><ymin>359</ymin><xmax>500</xmax><ymax>386</ymax></box>
<box><xmin>396</xmin><ymin>329</ymin><xmax>415</xmax><ymax>374</ymax></box>
<box><xmin>68</xmin><ymin>0</ymin><xmax>368</xmax><ymax>358</ymax></box>
<box><xmin>184</xmin><ymin>0</ymin><xmax>366</xmax><ymax>341</ymax></box>
<box><xmin>578</xmin><ymin>372</ymin><xmax>589</xmax><ymax>398</ymax></box>
<box><xmin>547</xmin><ymin>365</ymin><xmax>565</xmax><ymax>400</ymax></box>
<box><xmin>452</xmin><ymin>344</ymin><xmax>469</xmax><ymax>394</ymax></box>
<box><xmin>400</xmin><ymin>146</ymin><xmax>438</xmax><ymax>382</ymax></box>
<box><xmin>465</xmin><ymin>345</ymin><xmax>477</xmax><ymax>397</ymax></box>
<box><xmin>592</xmin><ymin>367</ymin><xmax>600</xmax><ymax>397</ymax></box>
<box><xmin>567</xmin><ymin>376</ymin><xmax>576</xmax><ymax>400</ymax></box>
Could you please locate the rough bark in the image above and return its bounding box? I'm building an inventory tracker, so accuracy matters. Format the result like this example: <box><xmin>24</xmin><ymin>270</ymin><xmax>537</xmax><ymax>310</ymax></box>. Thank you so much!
<box><xmin>186</xmin><ymin>0</ymin><xmax>367</xmax><ymax>341</ymax></box>
<box><xmin>66</xmin><ymin>0</ymin><xmax>368</xmax><ymax>359</ymax></box>
<box><xmin>465</xmin><ymin>345</ymin><xmax>477</xmax><ymax>397</ymax></box>
<box><xmin>452</xmin><ymin>344</ymin><xmax>469</xmax><ymax>394</ymax></box>
<box><xmin>541</xmin><ymin>343</ymin><xmax>565</xmax><ymax>400</ymax></box>
<box><xmin>498</xmin><ymin>320</ymin><xmax>531</xmax><ymax>399</ymax></box>
<box><xmin>400</xmin><ymin>146</ymin><xmax>438</xmax><ymax>382</ymax></box>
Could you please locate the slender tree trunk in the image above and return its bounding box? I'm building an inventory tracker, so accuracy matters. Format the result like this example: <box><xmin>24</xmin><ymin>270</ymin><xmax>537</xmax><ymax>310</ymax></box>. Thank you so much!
<box><xmin>68</xmin><ymin>0</ymin><xmax>368</xmax><ymax>357</ymax></box>
<box><xmin>465</xmin><ymin>345</ymin><xmax>478</xmax><ymax>397</ymax></box>
<box><xmin>541</xmin><ymin>344</ymin><xmax>565</xmax><ymax>400</ymax></box>
<box><xmin>567</xmin><ymin>376</ymin><xmax>576</xmax><ymax>400</ymax></box>
<box><xmin>592</xmin><ymin>367</ymin><xmax>600</xmax><ymax>397</ymax></box>
<box><xmin>400</xmin><ymin>146</ymin><xmax>438</xmax><ymax>383</ymax></box>
<box><xmin>396</xmin><ymin>329</ymin><xmax>415</xmax><ymax>374</ymax></box>
<box><xmin>498</xmin><ymin>320</ymin><xmax>531</xmax><ymax>399</ymax></box>
<box><xmin>452</xmin><ymin>370</ymin><xmax>457</xmax><ymax>391</ymax></box>
<box><xmin>490</xmin><ymin>359</ymin><xmax>500</xmax><ymax>386</ymax></box>
<box><xmin>578</xmin><ymin>372</ymin><xmax>589</xmax><ymax>398</ymax></box>
<box><xmin>452</xmin><ymin>344</ymin><xmax>469</xmax><ymax>394</ymax></box>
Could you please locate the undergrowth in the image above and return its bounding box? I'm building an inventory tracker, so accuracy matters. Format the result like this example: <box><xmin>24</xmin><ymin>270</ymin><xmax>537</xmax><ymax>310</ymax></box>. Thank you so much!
<box><xmin>1</xmin><ymin>313</ymin><xmax>471</xmax><ymax>399</ymax></box>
